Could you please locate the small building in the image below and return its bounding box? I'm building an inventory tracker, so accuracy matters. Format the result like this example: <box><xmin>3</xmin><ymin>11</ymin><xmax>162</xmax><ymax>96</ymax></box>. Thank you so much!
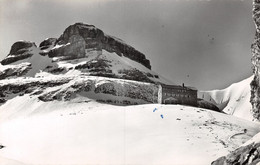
<box><xmin>158</xmin><ymin>84</ymin><xmax>198</xmax><ymax>106</ymax></box>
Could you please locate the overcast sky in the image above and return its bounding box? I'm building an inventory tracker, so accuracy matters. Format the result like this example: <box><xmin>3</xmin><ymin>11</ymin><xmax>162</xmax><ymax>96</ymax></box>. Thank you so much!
<box><xmin>0</xmin><ymin>0</ymin><xmax>255</xmax><ymax>90</ymax></box>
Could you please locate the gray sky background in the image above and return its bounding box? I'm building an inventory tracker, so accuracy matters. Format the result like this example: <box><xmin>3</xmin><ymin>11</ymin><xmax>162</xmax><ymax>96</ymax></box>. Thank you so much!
<box><xmin>0</xmin><ymin>0</ymin><xmax>254</xmax><ymax>90</ymax></box>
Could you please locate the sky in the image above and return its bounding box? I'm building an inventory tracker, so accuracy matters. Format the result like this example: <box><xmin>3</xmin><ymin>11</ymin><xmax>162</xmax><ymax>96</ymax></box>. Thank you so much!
<box><xmin>0</xmin><ymin>0</ymin><xmax>255</xmax><ymax>90</ymax></box>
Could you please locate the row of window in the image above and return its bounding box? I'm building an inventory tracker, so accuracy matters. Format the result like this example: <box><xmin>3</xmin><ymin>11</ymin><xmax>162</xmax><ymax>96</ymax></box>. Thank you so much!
<box><xmin>164</xmin><ymin>89</ymin><xmax>187</xmax><ymax>93</ymax></box>
<box><xmin>164</xmin><ymin>93</ymin><xmax>192</xmax><ymax>98</ymax></box>
<box><xmin>164</xmin><ymin>89</ymin><xmax>196</xmax><ymax>94</ymax></box>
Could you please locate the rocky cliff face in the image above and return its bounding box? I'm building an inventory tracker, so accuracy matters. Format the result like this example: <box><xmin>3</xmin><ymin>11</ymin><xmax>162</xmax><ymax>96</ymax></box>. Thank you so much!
<box><xmin>212</xmin><ymin>142</ymin><xmax>260</xmax><ymax>165</ymax></box>
<box><xmin>39</xmin><ymin>38</ymin><xmax>57</xmax><ymax>50</ymax></box>
<box><xmin>52</xmin><ymin>23</ymin><xmax>151</xmax><ymax>69</ymax></box>
<box><xmin>1</xmin><ymin>41</ymin><xmax>36</xmax><ymax>65</ymax></box>
<box><xmin>0</xmin><ymin>76</ymin><xmax>158</xmax><ymax>106</ymax></box>
<box><xmin>0</xmin><ymin>23</ymin><xmax>151</xmax><ymax>70</ymax></box>
<box><xmin>251</xmin><ymin>0</ymin><xmax>260</xmax><ymax>121</ymax></box>
<box><xmin>211</xmin><ymin>1</ymin><xmax>260</xmax><ymax>164</ymax></box>
<box><xmin>49</xmin><ymin>34</ymin><xmax>86</xmax><ymax>60</ymax></box>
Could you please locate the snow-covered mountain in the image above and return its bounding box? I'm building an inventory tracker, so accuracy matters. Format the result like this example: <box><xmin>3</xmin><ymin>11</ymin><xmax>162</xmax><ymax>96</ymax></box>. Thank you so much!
<box><xmin>0</xmin><ymin>23</ymin><xmax>178</xmax><ymax>107</ymax></box>
<box><xmin>0</xmin><ymin>23</ymin><xmax>220</xmax><ymax>110</ymax></box>
<box><xmin>0</xmin><ymin>23</ymin><xmax>171</xmax><ymax>85</ymax></box>
<box><xmin>199</xmin><ymin>76</ymin><xmax>254</xmax><ymax>121</ymax></box>
<box><xmin>1</xmin><ymin>22</ymin><xmax>260</xmax><ymax>165</ymax></box>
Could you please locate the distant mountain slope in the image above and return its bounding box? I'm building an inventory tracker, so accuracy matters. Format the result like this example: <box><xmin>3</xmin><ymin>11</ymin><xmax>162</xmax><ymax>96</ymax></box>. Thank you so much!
<box><xmin>199</xmin><ymin>76</ymin><xmax>253</xmax><ymax>121</ymax></box>
<box><xmin>0</xmin><ymin>23</ymin><xmax>173</xmax><ymax>85</ymax></box>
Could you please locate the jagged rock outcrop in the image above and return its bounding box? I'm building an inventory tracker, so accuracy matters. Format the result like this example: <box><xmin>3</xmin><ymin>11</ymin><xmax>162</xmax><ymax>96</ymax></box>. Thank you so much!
<box><xmin>39</xmin><ymin>38</ymin><xmax>57</xmax><ymax>50</ymax></box>
<box><xmin>53</xmin><ymin>23</ymin><xmax>151</xmax><ymax>69</ymax></box>
<box><xmin>49</xmin><ymin>35</ymin><xmax>86</xmax><ymax>60</ymax></box>
<box><xmin>211</xmin><ymin>142</ymin><xmax>260</xmax><ymax>165</ymax></box>
<box><xmin>251</xmin><ymin>0</ymin><xmax>260</xmax><ymax>120</ymax></box>
<box><xmin>1</xmin><ymin>41</ymin><xmax>36</xmax><ymax>65</ymax></box>
<box><xmin>0</xmin><ymin>63</ymin><xmax>32</xmax><ymax>80</ymax></box>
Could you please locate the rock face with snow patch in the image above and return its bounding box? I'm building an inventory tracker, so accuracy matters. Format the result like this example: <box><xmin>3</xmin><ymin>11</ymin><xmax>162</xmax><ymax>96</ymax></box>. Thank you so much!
<box><xmin>211</xmin><ymin>142</ymin><xmax>260</xmax><ymax>165</ymax></box>
<box><xmin>0</xmin><ymin>76</ymin><xmax>158</xmax><ymax>105</ymax></box>
<box><xmin>251</xmin><ymin>0</ymin><xmax>260</xmax><ymax>121</ymax></box>
<box><xmin>1</xmin><ymin>41</ymin><xmax>36</xmax><ymax>65</ymax></box>
<box><xmin>55</xmin><ymin>23</ymin><xmax>151</xmax><ymax>69</ymax></box>
<box><xmin>39</xmin><ymin>38</ymin><xmax>57</xmax><ymax>51</ymax></box>
<box><xmin>49</xmin><ymin>34</ymin><xmax>86</xmax><ymax>60</ymax></box>
<box><xmin>0</xmin><ymin>63</ymin><xmax>32</xmax><ymax>80</ymax></box>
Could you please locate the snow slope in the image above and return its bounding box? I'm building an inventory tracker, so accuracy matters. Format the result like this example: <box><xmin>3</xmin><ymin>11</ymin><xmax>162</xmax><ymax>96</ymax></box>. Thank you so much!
<box><xmin>1</xmin><ymin>47</ymin><xmax>174</xmax><ymax>85</ymax></box>
<box><xmin>0</xmin><ymin>75</ymin><xmax>159</xmax><ymax>110</ymax></box>
<box><xmin>50</xmin><ymin>49</ymin><xmax>173</xmax><ymax>84</ymax></box>
<box><xmin>0</xmin><ymin>96</ymin><xmax>260</xmax><ymax>165</ymax></box>
<box><xmin>0</xmin><ymin>157</ymin><xmax>26</xmax><ymax>165</ymax></box>
<box><xmin>199</xmin><ymin>76</ymin><xmax>254</xmax><ymax>121</ymax></box>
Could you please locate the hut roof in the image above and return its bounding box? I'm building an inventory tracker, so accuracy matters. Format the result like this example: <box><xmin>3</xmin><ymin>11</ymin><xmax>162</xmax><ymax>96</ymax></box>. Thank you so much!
<box><xmin>160</xmin><ymin>84</ymin><xmax>197</xmax><ymax>91</ymax></box>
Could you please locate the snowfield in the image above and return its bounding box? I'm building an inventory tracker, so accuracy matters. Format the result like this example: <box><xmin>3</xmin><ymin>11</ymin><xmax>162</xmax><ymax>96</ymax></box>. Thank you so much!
<box><xmin>0</xmin><ymin>96</ymin><xmax>260</xmax><ymax>165</ymax></box>
<box><xmin>199</xmin><ymin>76</ymin><xmax>254</xmax><ymax>121</ymax></box>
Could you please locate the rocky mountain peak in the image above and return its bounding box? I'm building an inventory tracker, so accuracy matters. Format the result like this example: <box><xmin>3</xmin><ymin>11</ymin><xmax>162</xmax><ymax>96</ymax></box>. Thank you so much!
<box><xmin>0</xmin><ymin>22</ymin><xmax>162</xmax><ymax>84</ymax></box>
<box><xmin>1</xmin><ymin>41</ymin><xmax>36</xmax><ymax>65</ymax></box>
<box><xmin>54</xmin><ymin>23</ymin><xmax>151</xmax><ymax>69</ymax></box>
<box><xmin>57</xmin><ymin>23</ymin><xmax>103</xmax><ymax>45</ymax></box>
<box><xmin>9</xmin><ymin>41</ymin><xmax>36</xmax><ymax>55</ymax></box>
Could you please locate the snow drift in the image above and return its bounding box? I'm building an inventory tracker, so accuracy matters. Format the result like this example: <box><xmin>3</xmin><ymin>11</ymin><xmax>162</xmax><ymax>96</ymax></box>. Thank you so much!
<box><xmin>199</xmin><ymin>76</ymin><xmax>254</xmax><ymax>121</ymax></box>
